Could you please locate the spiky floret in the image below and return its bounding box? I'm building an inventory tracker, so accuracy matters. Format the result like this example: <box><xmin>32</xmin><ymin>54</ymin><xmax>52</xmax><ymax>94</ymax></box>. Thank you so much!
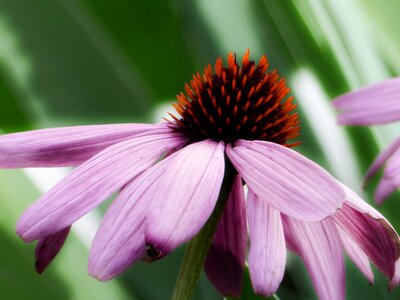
<box><xmin>169</xmin><ymin>50</ymin><xmax>300</xmax><ymax>147</ymax></box>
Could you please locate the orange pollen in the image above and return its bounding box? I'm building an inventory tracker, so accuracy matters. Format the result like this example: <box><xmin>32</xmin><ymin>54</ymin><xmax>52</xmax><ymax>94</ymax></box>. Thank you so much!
<box><xmin>167</xmin><ymin>49</ymin><xmax>300</xmax><ymax>146</ymax></box>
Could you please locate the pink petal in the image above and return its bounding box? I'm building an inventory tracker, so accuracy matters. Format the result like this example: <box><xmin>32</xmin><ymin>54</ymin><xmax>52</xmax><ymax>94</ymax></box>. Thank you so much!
<box><xmin>338</xmin><ymin>228</ymin><xmax>374</xmax><ymax>284</ymax></box>
<box><xmin>385</xmin><ymin>147</ymin><xmax>400</xmax><ymax>180</ymax></box>
<box><xmin>340</xmin><ymin>184</ymin><xmax>384</xmax><ymax>219</ymax></box>
<box><xmin>364</xmin><ymin>137</ymin><xmax>400</xmax><ymax>183</ymax></box>
<box><xmin>333</xmin><ymin>77</ymin><xmax>400</xmax><ymax>125</ymax></box>
<box><xmin>17</xmin><ymin>132</ymin><xmax>186</xmax><ymax>242</ymax></box>
<box><xmin>247</xmin><ymin>189</ymin><xmax>286</xmax><ymax>297</ymax></box>
<box><xmin>145</xmin><ymin>140</ymin><xmax>225</xmax><ymax>257</ymax></box>
<box><xmin>333</xmin><ymin>184</ymin><xmax>400</xmax><ymax>281</ymax></box>
<box><xmin>374</xmin><ymin>177</ymin><xmax>396</xmax><ymax>205</ymax></box>
<box><xmin>35</xmin><ymin>226</ymin><xmax>71</xmax><ymax>273</ymax></box>
<box><xmin>374</xmin><ymin>147</ymin><xmax>400</xmax><ymax>204</ymax></box>
<box><xmin>204</xmin><ymin>175</ymin><xmax>247</xmax><ymax>297</ymax></box>
<box><xmin>283</xmin><ymin>217</ymin><xmax>345</xmax><ymax>300</ymax></box>
<box><xmin>0</xmin><ymin>123</ymin><xmax>166</xmax><ymax>168</ymax></box>
<box><xmin>226</xmin><ymin>140</ymin><xmax>345</xmax><ymax>222</ymax></box>
<box><xmin>88</xmin><ymin>157</ymin><xmax>173</xmax><ymax>281</ymax></box>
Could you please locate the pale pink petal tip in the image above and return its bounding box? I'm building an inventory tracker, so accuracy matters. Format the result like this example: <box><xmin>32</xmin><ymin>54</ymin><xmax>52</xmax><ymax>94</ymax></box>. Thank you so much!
<box><xmin>204</xmin><ymin>175</ymin><xmax>247</xmax><ymax>297</ymax></box>
<box><xmin>88</xmin><ymin>199</ymin><xmax>146</xmax><ymax>281</ymax></box>
<box><xmin>145</xmin><ymin>140</ymin><xmax>225</xmax><ymax>257</ymax></box>
<box><xmin>0</xmin><ymin>123</ymin><xmax>169</xmax><ymax>168</ymax></box>
<box><xmin>35</xmin><ymin>226</ymin><xmax>71</xmax><ymax>273</ymax></box>
<box><xmin>247</xmin><ymin>190</ymin><xmax>286</xmax><ymax>297</ymax></box>
<box><xmin>227</xmin><ymin>140</ymin><xmax>345</xmax><ymax>222</ymax></box>
<box><xmin>283</xmin><ymin>217</ymin><xmax>345</xmax><ymax>300</ymax></box>
<box><xmin>16</xmin><ymin>132</ymin><xmax>186</xmax><ymax>242</ymax></box>
<box><xmin>335</xmin><ymin>185</ymin><xmax>400</xmax><ymax>283</ymax></box>
<box><xmin>88</xmin><ymin>150</ymin><xmax>176</xmax><ymax>281</ymax></box>
<box><xmin>333</xmin><ymin>77</ymin><xmax>400</xmax><ymax>125</ymax></box>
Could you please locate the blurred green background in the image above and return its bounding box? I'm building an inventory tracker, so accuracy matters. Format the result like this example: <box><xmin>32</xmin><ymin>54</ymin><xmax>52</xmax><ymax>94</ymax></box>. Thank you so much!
<box><xmin>0</xmin><ymin>0</ymin><xmax>399</xmax><ymax>299</ymax></box>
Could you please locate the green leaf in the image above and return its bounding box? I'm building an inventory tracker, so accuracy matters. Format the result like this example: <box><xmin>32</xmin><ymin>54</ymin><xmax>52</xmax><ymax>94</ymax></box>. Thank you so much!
<box><xmin>80</xmin><ymin>0</ymin><xmax>197</xmax><ymax>102</ymax></box>
<box><xmin>359</xmin><ymin>0</ymin><xmax>400</xmax><ymax>74</ymax></box>
<box><xmin>0</xmin><ymin>0</ymin><xmax>153</xmax><ymax>124</ymax></box>
<box><xmin>0</xmin><ymin>67</ymin><xmax>31</xmax><ymax>132</ymax></box>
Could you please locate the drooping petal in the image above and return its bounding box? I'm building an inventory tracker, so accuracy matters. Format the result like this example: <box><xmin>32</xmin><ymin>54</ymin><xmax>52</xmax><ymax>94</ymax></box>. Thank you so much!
<box><xmin>333</xmin><ymin>184</ymin><xmax>400</xmax><ymax>282</ymax></box>
<box><xmin>226</xmin><ymin>140</ymin><xmax>345</xmax><ymax>222</ymax></box>
<box><xmin>145</xmin><ymin>140</ymin><xmax>225</xmax><ymax>257</ymax></box>
<box><xmin>0</xmin><ymin>123</ymin><xmax>166</xmax><ymax>168</ymax></box>
<box><xmin>35</xmin><ymin>226</ymin><xmax>71</xmax><ymax>274</ymax></box>
<box><xmin>89</xmin><ymin>150</ymin><xmax>179</xmax><ymax>281</ymax></box>
<box><xmin>247</xmin><ymin>189</ymin><xmax>286</xmax><ymax>297</ymax></box>
<box><xmin>340</xmin><ymin>184</ymin><xmax>383</xmax><ymax>219</ymax></box>
<box><xmin>17</xmin><ymin>132</ymin><xmax>186</xmax><ymax>242</ymax></box>
<box><xmin>338</xmin><ymin>228</ymin><xmax>373</xmax><ymax>284</ymax></box>
<box><xmin>374</xmin><ymin>148</ymin><xmax>400</xmax><ymax>204</ymax></box>
<box><xmin>89</xmin><ymin>195</ymin><xmax>144</xmax><ymax>282</ymax></box>
<box><xmin>333</xmin><ymin>77</ymin><xmax>400</xmax><ymax>125</ymax></box>
<box><xmin>283</xmin><ymin>217</ymin><xmax>345</xmax><ymax>300</ymax></box>
<box><xmin>204</xmin><ymin>175</ymin><xmax>247</xmax><ymax>297</ymax></box>
<box><xmin>334</xmin><ymin>203</ymin><xmax>398</xmax><ymax>280</ymax></box>
<box><xmin>384</xmin><ymin>147</ymin><xmax>400</xmax><ymax>181</ymax></box>
<box><xmin>364</xmin><ymin>137</ymin><xmax>400</xmax><ymax>183</ymax></box>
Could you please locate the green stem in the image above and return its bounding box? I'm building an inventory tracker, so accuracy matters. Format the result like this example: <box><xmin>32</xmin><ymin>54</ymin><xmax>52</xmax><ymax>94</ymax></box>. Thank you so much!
<box><xmin>171</xmin><ymin>158</ymin><xmax>237</xmax><ymax>300</ymax></box>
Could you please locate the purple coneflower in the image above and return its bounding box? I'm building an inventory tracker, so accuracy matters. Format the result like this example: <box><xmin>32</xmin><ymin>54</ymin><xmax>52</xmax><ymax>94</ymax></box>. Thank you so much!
<box><xmin>1</xmin><ymin>51</ymin><xmax>399</xmax><ymax>299</ymax></box>
<box><xmin>333</xmin><ymin>78</ymin><xmax>400</xmax><ymax>204</ymax></box>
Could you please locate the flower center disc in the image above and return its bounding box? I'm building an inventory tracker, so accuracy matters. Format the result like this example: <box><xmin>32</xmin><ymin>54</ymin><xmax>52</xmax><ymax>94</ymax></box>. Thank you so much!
<box><xmin>169</xmin><ymin>50</ymin><xmax>300</xmax><ymax>146</ymax></box>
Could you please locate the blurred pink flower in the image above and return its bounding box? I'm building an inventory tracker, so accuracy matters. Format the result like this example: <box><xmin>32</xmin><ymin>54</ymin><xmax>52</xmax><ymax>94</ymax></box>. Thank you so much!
<box><xmin>1</xmin><ymin>51</ymin><xmax>399</xmax><ymax>299</ymax></box>
<box><xmin>333</xmin><ymin>78</ymin><xmax>400</xmax><ymax>204</ymax></box>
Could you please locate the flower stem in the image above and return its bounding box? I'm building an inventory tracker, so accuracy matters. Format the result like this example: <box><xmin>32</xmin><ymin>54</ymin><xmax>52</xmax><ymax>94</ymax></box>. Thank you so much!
<box><xmin>171</xmin><ymin>158</ymin><xmax>237</xmax><ymax>300</ymax></box>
